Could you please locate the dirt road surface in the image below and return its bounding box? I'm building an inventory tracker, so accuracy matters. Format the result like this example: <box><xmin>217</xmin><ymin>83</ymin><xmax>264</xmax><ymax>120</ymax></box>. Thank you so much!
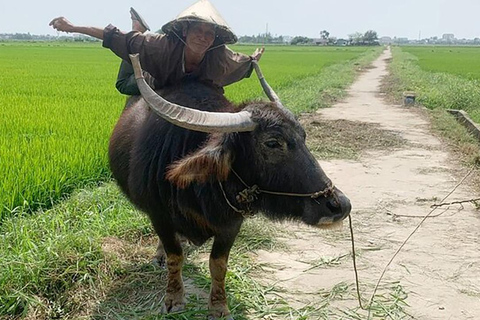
<box><xmin>255</xmin><ymin>49</ymin><xmax>480</xmax><ymax>319</ymax></box>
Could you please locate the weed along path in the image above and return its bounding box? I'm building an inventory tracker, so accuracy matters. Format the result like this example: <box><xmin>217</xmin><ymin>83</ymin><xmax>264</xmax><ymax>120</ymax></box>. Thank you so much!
<box><xmin>254</xmin><ymin>49</ymin><xmax>480</xmax><ymax>319</ymax></box>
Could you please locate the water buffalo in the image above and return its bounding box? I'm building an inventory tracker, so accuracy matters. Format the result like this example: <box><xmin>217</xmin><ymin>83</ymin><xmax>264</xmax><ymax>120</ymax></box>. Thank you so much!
<box><xmin>108</xmin><ymin>54</ymin><xmax>351</xmax><ymax>319</ymax></box>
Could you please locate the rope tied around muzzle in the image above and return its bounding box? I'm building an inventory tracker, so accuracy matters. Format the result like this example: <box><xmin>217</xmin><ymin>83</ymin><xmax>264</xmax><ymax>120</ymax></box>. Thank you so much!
<box><xmin>219</xmin><ymin>169</ymin><xmax>337</xmax><ymax>218</ymax></box>
<box><xmin>236</xmin><ymin>184</ymin><xmax>261</xmax><ymax>204</ymax></box>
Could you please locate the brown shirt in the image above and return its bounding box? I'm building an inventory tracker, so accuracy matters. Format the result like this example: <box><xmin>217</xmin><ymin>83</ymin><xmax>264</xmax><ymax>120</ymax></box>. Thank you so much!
<box><xmin>103</xmin><ymin>25</ymin><xmax>254</xmax><ymax>89</ymax></box>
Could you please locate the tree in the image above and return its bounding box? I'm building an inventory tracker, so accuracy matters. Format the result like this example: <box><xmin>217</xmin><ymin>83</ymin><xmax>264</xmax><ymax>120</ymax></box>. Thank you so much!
<box><xmin>290</xmin><ymin>36</ymin><xmax>312</xmax><ymax>45</ymax></box>
<box><xmin>348</xmin><ymin>32</ymin><xmax>363</xmax><ymax>45</ymax></box>
<box><xmin>320</xmin><ymin>30</ymin><xmax>330</xmax><ymax>40</ymax></box>
<box><xmin>363</xmin><ymin>30</ymin><xmax>378</xmax><ymax>45</ymax></box>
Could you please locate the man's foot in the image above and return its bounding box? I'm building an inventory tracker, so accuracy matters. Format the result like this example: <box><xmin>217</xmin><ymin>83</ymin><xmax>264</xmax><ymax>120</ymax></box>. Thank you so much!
<box><xmin>130</xmin><ymin>7</ymin><xmax>150</xmax><ymax>32</ymax></box>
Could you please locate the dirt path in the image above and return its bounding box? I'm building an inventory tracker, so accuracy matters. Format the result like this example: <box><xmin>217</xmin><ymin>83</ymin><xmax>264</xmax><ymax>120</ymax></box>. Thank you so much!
<box><xmin>255</xmin><ymin>49</ymin><xmax>480</xmax><ymax>319</ymax></box>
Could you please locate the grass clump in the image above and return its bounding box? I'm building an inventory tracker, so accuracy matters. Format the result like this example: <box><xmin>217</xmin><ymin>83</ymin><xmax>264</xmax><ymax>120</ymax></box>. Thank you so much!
<box><xmin>0</xmin><ymin>182</ymin><xmax>152</xmax><ymax>318</ymax></box>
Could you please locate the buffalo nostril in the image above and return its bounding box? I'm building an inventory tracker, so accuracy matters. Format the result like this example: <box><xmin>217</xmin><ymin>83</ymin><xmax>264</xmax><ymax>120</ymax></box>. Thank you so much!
<box><xmin>326</xmin><ymin>198</ymin><xmax>340</xmax><ymax>211</ymax></box>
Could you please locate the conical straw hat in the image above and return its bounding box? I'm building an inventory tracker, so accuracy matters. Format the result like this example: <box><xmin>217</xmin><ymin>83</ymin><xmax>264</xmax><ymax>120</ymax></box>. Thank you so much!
<box><xmin>162</xmin><ymin>0</ymin><xmax>237</xmax><ymax>45</ymax></box>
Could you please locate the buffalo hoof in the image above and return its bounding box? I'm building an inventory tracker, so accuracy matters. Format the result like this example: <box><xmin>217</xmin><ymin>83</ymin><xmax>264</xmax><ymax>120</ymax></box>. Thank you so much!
<box><xmin>207</xmin><ymin>307</ymin><xmax>233</xmax><ymax>320</ymax></box>
<box><xmin>207</xmin><ymin>315</ymin><xmax>234</xmax><ymax>320</ymax></box>
<box><xmin>164</xmin><ymin>295</ymin><xmax>186</xmax><ymax>314</ymax></box>
<box><xmin>168</xmin><ymin>303</ymin><xmax>186</xmax><ymax>313</ymax></box>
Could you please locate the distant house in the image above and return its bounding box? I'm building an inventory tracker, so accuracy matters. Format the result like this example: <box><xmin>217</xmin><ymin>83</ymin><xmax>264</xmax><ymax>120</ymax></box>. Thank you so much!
<box><xmin>395</xmin><ymin>37</ymin><xmax>409</xmax><ymax>44</ymax></box>
<box><xmin>313</xmin><ymin>38</ymin><xmax>328</xmax><ymax>45</ymax></box>
<box><xmin>335</xmin><ymin>39</ymin><xmax>348</xmax><ymax>46</ymax></box>
<box><xmin>283</xmin><ymin>35</ymin><xmax>293</xmax><ymax>44</ymax></box>
<box><xmin>379</xmin><ymin>36</ymin><xmax>392</xmax><ymax>45</ymax></box>
<box><xmin>442</xmin><ymin>33</ymin><xmax>455</xmax><ymax>41</ymax></box>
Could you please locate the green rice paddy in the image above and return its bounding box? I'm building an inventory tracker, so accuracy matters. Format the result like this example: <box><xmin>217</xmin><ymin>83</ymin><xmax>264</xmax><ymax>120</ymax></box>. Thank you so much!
<box><xmin>0</xmin><ymin>42</ymin><xmax>375</xmax><ymax>220</ymax></box>
<box><xmin>401</xmin><ymin>46</ymin><xmax>480</xmax><ymax>80</ymax></box>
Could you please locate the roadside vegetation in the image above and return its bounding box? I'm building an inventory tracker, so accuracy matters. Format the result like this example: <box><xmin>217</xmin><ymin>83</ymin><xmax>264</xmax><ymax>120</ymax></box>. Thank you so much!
<box><xmin>1</xmin><ymin>43</ymin><xmax>383</xmax><ymax>319</ymax></box>
<box><xmin>1</xmin><ymin>181</ymin><xmax>408</xmax><ymax>319</ymax></box>
<box><xmin>387</xmin><ymin>46</ymin><xmax>480</xmax><ymax>124</ymax></box>
<box><xmin>385</xmin><ymin>46</ymin><xmax>480</xmax><ymax>166</ymax></box>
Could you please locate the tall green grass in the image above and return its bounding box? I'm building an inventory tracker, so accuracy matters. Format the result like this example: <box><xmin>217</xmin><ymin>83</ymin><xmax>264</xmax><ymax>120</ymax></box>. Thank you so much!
<box><xmin>389</xmin><ymin>47</ymin><xmax>480</xmax><ymax>123</ymax></box>
<box><xmin>0</xmin><ymin>43</ymin><xmax>124</xmax><ymax>219</ymax></box>
<box><xmin>1</xmin><ymin>43</ymin><xmax>375</xmax><ymax>219</ymax></box>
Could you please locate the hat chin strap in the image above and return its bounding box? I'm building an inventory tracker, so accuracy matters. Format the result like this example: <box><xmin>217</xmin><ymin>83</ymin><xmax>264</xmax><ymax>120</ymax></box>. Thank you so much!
<box><xmin>207</xmin><ymin>43</ymin><xmax>225</xmax><ymax>51</ymax></box>
<box><xmin>172</xmin><ymin>29</ymin><xmax>188</xmax><ymax>46</ymax></box>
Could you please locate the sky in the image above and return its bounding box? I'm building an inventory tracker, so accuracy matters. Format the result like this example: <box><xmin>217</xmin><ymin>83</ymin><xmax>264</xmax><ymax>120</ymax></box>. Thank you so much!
<box><xmin>2</xmin><ymin>0</ymin><xmax>480</xmax><ymax>40</ymax></box>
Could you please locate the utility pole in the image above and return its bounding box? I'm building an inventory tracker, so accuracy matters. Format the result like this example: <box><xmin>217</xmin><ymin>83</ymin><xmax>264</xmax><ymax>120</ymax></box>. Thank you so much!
<box><xmin>264</xmin><ymin>23</ymin><xmax>268</xmax><ymax>45</ymax></box>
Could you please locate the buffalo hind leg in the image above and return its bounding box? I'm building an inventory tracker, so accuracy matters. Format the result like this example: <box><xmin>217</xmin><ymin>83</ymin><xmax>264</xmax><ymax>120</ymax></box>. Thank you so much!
<box><xmin>208</xmin><ymin>234</ymin><xmax>238</xmax><ymax>320</ymax></box>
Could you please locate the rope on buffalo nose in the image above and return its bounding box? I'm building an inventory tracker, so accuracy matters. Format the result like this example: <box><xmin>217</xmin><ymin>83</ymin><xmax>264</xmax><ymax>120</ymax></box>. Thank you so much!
<box><xmin>231</xmin><ymin>169</ymin><xmax>335</xmax><ymax>199</ymax></box>
<box><xmin>218</xmin><ymin>170</ymin><xmax>338</xmax><ymax>218</ymax></box>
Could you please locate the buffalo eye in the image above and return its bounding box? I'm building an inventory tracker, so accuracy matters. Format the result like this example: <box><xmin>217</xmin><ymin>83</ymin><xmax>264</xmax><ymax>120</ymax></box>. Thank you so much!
<box><xmin>264</xmin><ymin>139</ymin><xmax>282</xmax><ymax>149</ymax></box>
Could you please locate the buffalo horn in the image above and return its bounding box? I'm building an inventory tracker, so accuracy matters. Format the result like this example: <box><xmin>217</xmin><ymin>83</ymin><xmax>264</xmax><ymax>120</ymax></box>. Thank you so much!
<box><xmin>252</xmin><ymin>60</ymin><xmax>281</xmax><ymax>104</ymax></box>
<box><xmin>129</xmin><ymin>54</ymin><xmax>257</xmax><ymax>133</ymax></box>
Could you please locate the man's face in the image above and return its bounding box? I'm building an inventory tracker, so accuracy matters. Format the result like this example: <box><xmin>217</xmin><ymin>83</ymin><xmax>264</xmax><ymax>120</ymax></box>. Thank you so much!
<box><xmin>185</xmin><ymin>23</ymin><xmax>216</xmax><ymax>55</ymax></box>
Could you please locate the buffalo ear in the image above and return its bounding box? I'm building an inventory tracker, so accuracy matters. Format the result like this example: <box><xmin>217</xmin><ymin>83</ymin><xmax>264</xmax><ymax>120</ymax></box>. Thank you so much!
<box><xmin>166</xmin><ymin>134</ymin><xmax>232</xmax><ymax>188</ymax></box>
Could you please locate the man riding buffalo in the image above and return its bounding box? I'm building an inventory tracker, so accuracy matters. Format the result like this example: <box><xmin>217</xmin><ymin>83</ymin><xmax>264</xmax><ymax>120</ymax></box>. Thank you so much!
<box><xmin>49</xmin><ymin>0</ymin><xmax>264</xmax><ymax>95</ymax></box>
<box><xmin>50</xmin><ymin>2</ymin><xmax>352</xmax><ymax>319</ymax></box>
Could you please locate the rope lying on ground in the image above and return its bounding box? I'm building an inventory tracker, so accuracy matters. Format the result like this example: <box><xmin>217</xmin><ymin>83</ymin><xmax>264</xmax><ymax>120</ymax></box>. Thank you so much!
<box><xmin>349</xmin><ymin>167</ymin><xmax>475</xmax><ymax>318</ymax></box>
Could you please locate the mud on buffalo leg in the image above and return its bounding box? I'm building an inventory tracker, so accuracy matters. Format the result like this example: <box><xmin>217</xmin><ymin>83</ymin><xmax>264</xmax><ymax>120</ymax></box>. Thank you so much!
<box><xmin>208</xmin><ymin>234</ymin><xmax>239</xmax><ymax>320</ymax></box>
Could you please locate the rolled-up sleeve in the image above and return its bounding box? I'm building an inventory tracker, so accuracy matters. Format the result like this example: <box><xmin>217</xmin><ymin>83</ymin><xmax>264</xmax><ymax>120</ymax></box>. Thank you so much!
<box><xmin>102</xmin><ymin>25</ymin><xmax>171</xmax><ymax>81</ymax></box>
<box><xmin>102</xmin><ymin>24</ymin><xmax>132</xmax><ymax>60</ymax></box>
<box><xmin>213</xmin><ymin>46</ymin><xmax>254</xmax><ymax>87</ymax></box>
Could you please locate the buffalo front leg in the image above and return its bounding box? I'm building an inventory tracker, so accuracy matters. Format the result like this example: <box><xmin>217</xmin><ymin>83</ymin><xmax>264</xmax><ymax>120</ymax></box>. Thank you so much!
<box><xmin>208</xmin><ymin>235</ymin><xmax>238</xmax><ymax>320</ymax></box>
<box><xmin>165</xmin><ymin>251</ymin><xmax>186</xmax><ymax>313</ymax></box>
<box><xmin>153</xmin><ymin>234</ymin><xmax>189</xmax><ymax>268</ymax></box>
<box><xmin>151</xmin><ymin>218</ymin><xmax>186</xmax><ymax>313</ymax></box>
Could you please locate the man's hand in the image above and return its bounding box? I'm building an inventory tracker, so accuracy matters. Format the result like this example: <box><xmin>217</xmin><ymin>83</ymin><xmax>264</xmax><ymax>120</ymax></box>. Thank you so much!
<box><xmin>251</xmin><ymin>47</ymin><xmax>265</xmax><ymax>61</ymax></box>
<box><xmin>48</xmin><ymin>17</ymin><xmax>104</xmax><ymax>39</ymax></box>
<box><xmin>49</xmin><ymin>17</ymin><xmax>76</xmax><ymax>33</ymax></box>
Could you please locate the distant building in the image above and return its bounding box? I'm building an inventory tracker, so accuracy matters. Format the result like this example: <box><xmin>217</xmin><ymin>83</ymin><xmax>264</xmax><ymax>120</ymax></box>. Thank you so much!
<box><xmin>379</xmin><ymin>36</ymin><xmax>392</xmax><ymax>45</ymax></box>
<box><xmin>313</xmin><ymin>38</ymin><xmax>328</xmax><ymax>45</ymax></box>
<box><xmin>335</xmin><ymin>39</ymin><xmax>348</xmax><ymax>46</ymax></box>
<box><xmin>283</xmin><ymin>36</ymin><xmax>293</xmax><ymax>44</ymax></box>
<box><xmin>394</xmin><ymin>37</ymin><xmax>409</xmax><ymax>44</ymax></box>
<box><xmin>442</xmin><ymin>33</ymin><xmax>455</xmax><ymax>41</ymax></box>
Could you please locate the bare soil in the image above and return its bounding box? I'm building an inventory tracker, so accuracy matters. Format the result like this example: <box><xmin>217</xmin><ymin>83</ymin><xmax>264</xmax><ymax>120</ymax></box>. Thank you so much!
<box><xmin>254</xmin><ymin>49</ymin><xmax>480</xmax><ymax>319</ymax></box>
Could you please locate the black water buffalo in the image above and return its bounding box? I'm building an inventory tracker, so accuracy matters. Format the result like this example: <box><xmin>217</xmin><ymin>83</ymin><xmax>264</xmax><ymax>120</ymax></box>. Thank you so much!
<box><xmin>108</xmin><ymin>54</ymin><xmax>351</xmax><ymax>319</ymax></box>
